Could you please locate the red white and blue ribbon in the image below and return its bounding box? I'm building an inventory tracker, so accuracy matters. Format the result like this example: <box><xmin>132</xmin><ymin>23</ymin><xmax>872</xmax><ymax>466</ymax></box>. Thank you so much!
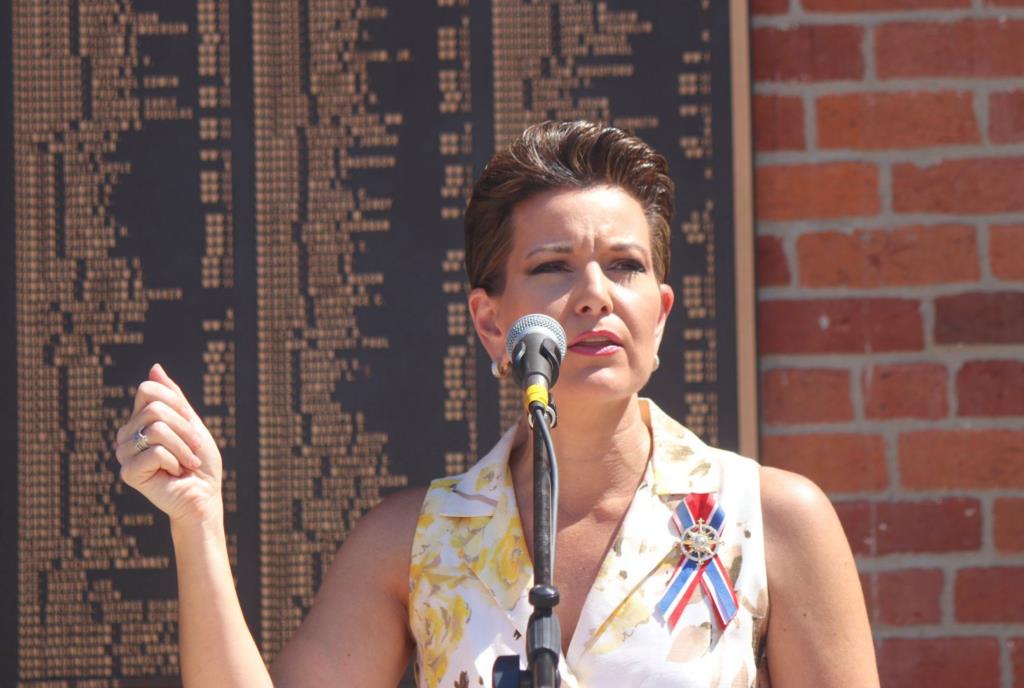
<box><xmin>656</xmin><ymin>492</ymin><xmax>739</xmax><ymax>631</ymax></box>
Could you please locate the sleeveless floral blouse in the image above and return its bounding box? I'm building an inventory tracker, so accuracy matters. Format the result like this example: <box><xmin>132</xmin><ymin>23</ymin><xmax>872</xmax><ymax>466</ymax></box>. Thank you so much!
<box><xmin>408</xmin><ymin>399</ymin><xmax>770</xmax><ymax>687</ymax></box>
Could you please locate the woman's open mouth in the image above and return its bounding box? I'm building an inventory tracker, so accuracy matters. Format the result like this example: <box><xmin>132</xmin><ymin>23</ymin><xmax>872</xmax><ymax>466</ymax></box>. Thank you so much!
<box><xmin>568</xmin><ymin>330</ymin><xmax>624</xmax><ymax>356</ymax></box>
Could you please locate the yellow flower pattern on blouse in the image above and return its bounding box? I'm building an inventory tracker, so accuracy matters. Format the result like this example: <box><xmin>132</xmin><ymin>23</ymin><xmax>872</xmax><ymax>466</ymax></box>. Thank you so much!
<box><xmin>409</xmin><ymin>399</ymin><xmax>770</xmax><ymax>688</ymax></box>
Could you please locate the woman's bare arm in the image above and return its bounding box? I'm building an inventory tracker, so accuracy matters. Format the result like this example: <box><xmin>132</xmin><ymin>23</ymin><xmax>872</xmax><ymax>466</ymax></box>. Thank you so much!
<box><xmin>270</xmin><ymin>486</ymin><xmax>425</xmax><ymax>686</ymax></box>
<box><xmin>172</xmin><ymin>517</ymin><xmax>273</xmax><ymax>687</ymax></box>
<box><xmin>117</xmin><ymin>365</ymin><xmax>422</xmax><ymax>687</ymax></box>
<box><xmin>170</xmin><ymin>481</ymin><xmax>422</xmax><ymax>688</ymax></box>
<box><xmin>761</xmin><ymin>467</ymin><xmax>879</xmax><ymax>687</ymax></box>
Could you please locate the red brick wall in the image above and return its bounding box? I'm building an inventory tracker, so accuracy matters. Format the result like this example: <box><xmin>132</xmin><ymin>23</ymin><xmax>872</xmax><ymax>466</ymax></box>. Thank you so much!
<box><xmin>750</xmin><ymin>2</ymin><xmax>1024</xmax><ymax>686</ymax></box>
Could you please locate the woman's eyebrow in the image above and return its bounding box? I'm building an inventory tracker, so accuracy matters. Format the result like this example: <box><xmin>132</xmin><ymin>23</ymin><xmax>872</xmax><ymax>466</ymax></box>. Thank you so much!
<box><xmin>609</xmin><ymin>240</ymin><xmax>651</xmax><ymax>258</ymax></box>
<box><xmin>524</xmin><ymin>243</ymin><xmax>573</xmax><ymax>258</ymax></box>
<box><xmin>524</xmin><ymin>240</ymin><xmax>651</xmax><ymax>258</ymax></box>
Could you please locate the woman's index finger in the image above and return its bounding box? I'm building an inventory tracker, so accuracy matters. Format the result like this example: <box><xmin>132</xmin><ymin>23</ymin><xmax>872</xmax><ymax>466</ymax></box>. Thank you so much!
<box><xmin>132</xmin><ymin>378</ymin><xmax>198</xmax><ymax>423</ymax></box>
<box><xmin>150</xmin><ymin>364</ymin><xmax>202</xmax><ymax>420</ymax></box>
<box><xmin>150</xmin><ymin>363</ymin><xmax>182</xmax><ymax>394</ymax></box>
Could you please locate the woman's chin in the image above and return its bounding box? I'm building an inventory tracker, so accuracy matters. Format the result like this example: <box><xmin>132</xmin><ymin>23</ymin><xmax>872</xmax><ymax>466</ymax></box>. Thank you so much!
<box><xmin>552</xmin><ymin>369</ymin><xmax>641</xmax><ymax>407</ymax></box>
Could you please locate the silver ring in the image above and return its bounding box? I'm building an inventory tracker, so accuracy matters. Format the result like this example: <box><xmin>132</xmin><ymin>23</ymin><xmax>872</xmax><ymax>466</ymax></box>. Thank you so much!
<box><xmin>132</xmin><ymin>427</ymin><xmax>150</xmax><ymax>453</ymax></box>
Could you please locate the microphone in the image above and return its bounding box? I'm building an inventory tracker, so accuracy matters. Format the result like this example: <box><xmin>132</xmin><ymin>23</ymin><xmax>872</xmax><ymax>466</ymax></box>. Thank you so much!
<box><xmin>505</xmin><ymin>314</ymin><xmax>567</xmax><ymax>413</ymax></box>
<box><xmin>496</xmin><ymin>314</ymin><xmax>567</xmax><ymax>687</ymax></box>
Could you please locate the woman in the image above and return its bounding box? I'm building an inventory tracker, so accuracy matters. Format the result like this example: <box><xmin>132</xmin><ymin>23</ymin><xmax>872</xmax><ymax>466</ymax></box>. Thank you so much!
<box><xmin>115</xmin><ymin>121</ymin><xmax>878</xmax><ymax>687</ymax></box>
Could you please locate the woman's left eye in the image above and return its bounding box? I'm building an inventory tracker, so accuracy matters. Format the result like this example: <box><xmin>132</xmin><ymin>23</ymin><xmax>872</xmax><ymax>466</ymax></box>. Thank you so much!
<box><xmin>612</xmin><ymin>259</ymin><xmax>646</xmax><ymax>273</ymax></box>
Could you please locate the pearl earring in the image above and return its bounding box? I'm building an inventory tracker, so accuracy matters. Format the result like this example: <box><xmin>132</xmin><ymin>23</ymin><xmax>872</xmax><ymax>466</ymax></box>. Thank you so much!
<box><xmin>491</xmin><ymin>359</ymin><xmax>510</xmax><ymax>378</ymax></box>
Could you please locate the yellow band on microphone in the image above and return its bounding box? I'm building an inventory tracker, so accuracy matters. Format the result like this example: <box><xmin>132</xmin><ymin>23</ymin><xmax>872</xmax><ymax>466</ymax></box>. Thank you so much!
<box><xmin>524</xmin><ymin>383</ymin><xmax>549</xmax><ymax>410</ymax></box>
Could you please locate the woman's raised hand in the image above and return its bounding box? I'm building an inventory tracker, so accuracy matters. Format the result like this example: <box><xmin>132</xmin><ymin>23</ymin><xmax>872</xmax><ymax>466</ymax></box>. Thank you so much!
<box><xmin>114</xmin><ymin>363</ymin><xmax>223</xmax><ymax>528</ymax></box>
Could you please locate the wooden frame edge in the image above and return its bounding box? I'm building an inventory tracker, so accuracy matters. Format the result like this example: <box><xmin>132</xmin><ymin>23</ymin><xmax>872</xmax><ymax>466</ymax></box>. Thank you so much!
<box><xmin>730</xmin><ymin>0</ymin><xmax>759</xmax><ymax>460</ymax></box>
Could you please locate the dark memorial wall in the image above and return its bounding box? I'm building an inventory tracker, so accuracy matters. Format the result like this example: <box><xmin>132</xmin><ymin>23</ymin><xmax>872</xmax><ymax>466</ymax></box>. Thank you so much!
<box><xmin>1</xmin><ymin>1</ymin><xmax>754</xmax><ymax>684</ymax></box>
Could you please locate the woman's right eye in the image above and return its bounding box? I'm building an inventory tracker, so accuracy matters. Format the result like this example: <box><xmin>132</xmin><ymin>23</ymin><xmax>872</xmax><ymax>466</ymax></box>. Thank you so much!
<box><xmin>529</xmin><ymin>261</ymin><xmax>569</xmax><ymax>274</ymax></box>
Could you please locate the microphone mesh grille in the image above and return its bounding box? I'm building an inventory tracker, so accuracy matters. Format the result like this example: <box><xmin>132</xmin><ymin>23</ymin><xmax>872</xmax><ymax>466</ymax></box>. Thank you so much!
<box><xmin>505</xmin><ymin>314</ymin><xmax>567</xmax><ymax>359</ymax></box>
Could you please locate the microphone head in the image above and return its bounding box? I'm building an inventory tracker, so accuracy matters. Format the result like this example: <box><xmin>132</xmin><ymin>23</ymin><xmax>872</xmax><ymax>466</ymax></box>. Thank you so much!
<box><xmin>505</xmin><ymin>314</ymin><xmax>567</xmax><ymax>361</ymax></box>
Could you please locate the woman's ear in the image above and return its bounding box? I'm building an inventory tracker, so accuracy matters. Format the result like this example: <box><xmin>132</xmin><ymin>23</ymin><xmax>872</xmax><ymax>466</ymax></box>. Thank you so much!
<box><xmin>653</xmin><ymin>283</ymin><xmax>675</xmax><ymax>350</ymax></box>
<box><xmin>468</xmin><ymin>287</ymin><xmax>507</xmax><ymax>361</ymax></box>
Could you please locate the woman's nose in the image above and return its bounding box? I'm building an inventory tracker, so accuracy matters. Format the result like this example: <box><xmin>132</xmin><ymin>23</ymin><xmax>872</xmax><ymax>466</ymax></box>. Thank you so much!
<box><xmin>573</xmin><ymin>263</ymin><xmax>613</xmax><ymax>315</ymax></box>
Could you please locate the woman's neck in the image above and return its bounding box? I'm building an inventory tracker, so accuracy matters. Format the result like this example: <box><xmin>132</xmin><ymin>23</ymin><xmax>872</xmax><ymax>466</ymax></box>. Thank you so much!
<box><xmin>510</xmin><ymin>394</ymin><xmax>652</xmax><ymax>522</ymax></box>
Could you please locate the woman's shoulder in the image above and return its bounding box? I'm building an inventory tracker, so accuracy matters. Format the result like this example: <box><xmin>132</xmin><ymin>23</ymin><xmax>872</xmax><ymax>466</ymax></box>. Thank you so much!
<box><xmin>758</xmin><ymin>466</ymin><xmax>842</xmax><ymax>552</ymax></box>
<box><xmin>355</xmin><ymin>484</ymin><xmax>430</xmax><ymax>546</ymax></box>
<box><xmin>341</xmin><ymin>460</ymin><xmax>498</xmax><ymax>592</ymax></box>
<box><xmin>336</xmin><ymin>485</ymin><xmax>430</xmax><ymax>596</ymax></box>
<box><xmin>757</xmin><ymin>465</ymin><xmax>853</xmax><ymax>593</ymax></box>
<box><xmin>272</xmin><ymin>485</ymin><xmax>430</xmax><ymax>683</ymax></box>
<box><xmin>755</xmin><ymin>468</ymin><xmax>879</xmax><ymax>685</ymax></box>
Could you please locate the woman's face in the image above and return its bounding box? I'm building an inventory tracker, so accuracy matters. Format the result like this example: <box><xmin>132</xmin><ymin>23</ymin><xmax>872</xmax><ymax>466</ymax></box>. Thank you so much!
<box><xmin>469</xmin><ymin>185</ymin><xmax>674</xmax><ymax>404</ymax></box>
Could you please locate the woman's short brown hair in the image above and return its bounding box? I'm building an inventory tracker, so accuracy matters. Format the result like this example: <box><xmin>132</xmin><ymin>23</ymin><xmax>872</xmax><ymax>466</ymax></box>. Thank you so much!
<box><xmin>464</xmin><ymin>120</ymin><xmax>674</xmax><ymax>294</ymax></box>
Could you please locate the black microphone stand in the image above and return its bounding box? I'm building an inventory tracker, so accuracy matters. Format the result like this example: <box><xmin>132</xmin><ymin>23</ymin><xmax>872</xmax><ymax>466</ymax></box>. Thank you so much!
<box><xmin>493</xmin><ymin>400</ymin><xmax>561</xmax><ymax>688</ymax></box>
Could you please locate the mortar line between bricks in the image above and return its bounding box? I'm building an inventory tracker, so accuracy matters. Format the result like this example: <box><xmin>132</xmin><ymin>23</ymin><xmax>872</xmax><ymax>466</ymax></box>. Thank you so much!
<box><xmin>757</xmin><ymin>281</ymin><xmax>1024</xmax><ymax>298</ymax></box>
<box><xmin>920</xmin><ymin>296</ymin><xmax>936</xmax><ymax>352</ymax></box>
<box><xmin>863</xmin><ymin>22</ymin><xmax>876</xmax><ymax>82</ymax></box>
<box><xmin>851</xmin><ymin>359</ymin><xmax>865</xmax><ymax>423</ymax></box>
<box><xmin>975</xmin><ymin>87</ymin><xmax>992</xmax><ymax>147</ymax></box>
<box><xmin>778</xmin><ymin>232</ymin><xmax>801</xmax><ymax>286</ymax></box>
<box><xmin>980</xmin><ymin>494</ymin><xmax>995</xmax><ymax>557</ymax></box>
<box><xmin>1000</xmin><ymin>634</ymin><xmax>1012</xmax><ymax>688</ymax></box>
<box><xmin>852</xmin><ymin>553</ymin><xmax>1024</xmax><ymax>571</ymax></box>
<box><xmin>986</xmin><ymin>504</ymin><xmax>1005</xmax><ymax>567</ymax></box>
<box><xmin>755</xmin><ymin>144</ymin><xmax>1024</xmax><ymax>165</ymax></box>
<box><xmin>832</xmin><ymin>489</ymin><xmax>1024</xmax><ymax>502</ymax></box>
<box><xmin>946</xmin><ymin>354</ymin><xmax>959</xmax><ymax>419</ymax></box>
<box><xmin>759</xmin><ymin>349</ymin><xmax>1024</xmax><ymax>365</ymax></box>
<box><xmin>827</xmin><ymin>489</ymin><xmax>1024</xmax><ymax>502</ymax></box>
<box><xmin>882</xmin><ymin>426</ymin><xmax>900</xmax><ymax>497</ymax></box>
<box><xmin>940</xmin><ymin>559</ymin><xmax>955</xmax><ymax>627</ymax></box>
<box><xmin>871</xmin><ymin>624</ymin><xmax>1024</xmax><ymax>639</ymax></box>
<box><xmin>867</xmin><ymin>569</ymin><xmax>880</xmax><ymax>638</ymax></box>
<box><xmin>760</xmin><ymin>417</ymin><xmax>1024</xmax><ymax>433</ymax></box>
<box><xmin>751</xmin><ymin>9</ymin><xmax>1024</xmax><ymax>29</ymax></box>
<box><xmin>877</xmin><ymin>161</ymin><xmax>892</xmax><ymax>215</ymax></box>
<box><xmin>802</xmin><ymin>91</ymin><xmax>817</xmax><ymax>153</ymax></box>
<box><xmin>753</xmin><ymin>79</ymin><xmax>1024</xmax><ymax>96</ymax></box>
<box><xmin>978</xmin><ymin>222</ymin><xmax>995</xmax><ymax>282</ymax></box>
<box><xmin>756</xmin><ymin>213</ymin><xmax>1024</xmax><ymax>234</ymax></box>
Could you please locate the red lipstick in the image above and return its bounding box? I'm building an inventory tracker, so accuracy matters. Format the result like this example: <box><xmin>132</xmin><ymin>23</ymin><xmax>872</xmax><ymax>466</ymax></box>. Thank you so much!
<box><xmin>567</xmin><ymin>330</ymin><xmax>623</xmax><ymax>356</ymax></box>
